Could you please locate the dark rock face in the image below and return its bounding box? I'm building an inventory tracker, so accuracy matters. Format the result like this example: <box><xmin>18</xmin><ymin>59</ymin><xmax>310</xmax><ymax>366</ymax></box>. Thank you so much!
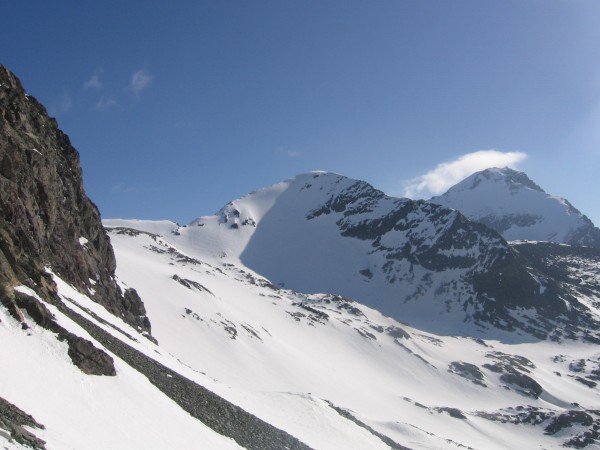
<box><xmin>448</xmin><ymin>361</ymin><xmax>486</xmax><ymax>387</ymax></box>
<box><xmin>66</xmin><ymin>336</ymin><xmax>116</xmax><ymax>376</ymax></box>
<box><xmin>475</xmin><ymin>406</ymin><xmax>600</xmax><ymax>448</ymax></box>
<box><xmin>499</xmin><ymin>372</ymin><xmax>543</xmax><ymax>398</ymax></box>
<box><xmin>0</xmin><ymin>396</ymin><xmax>46</xmax><ymax>449</ymax></box>
<box><xmin>510</xmin><ymin>242</ymin><xmax>600</xmax><ymax>343</ymax></box>
<box><xmin>304</xmin><ymin>176</ymin><xmax>518</xmax><ymax>287</ymax></box>
<box><xmin>567</xmin><ymin>222</ymin><xmax>600</xmax><ymax>249</ymax></box>
<box><xmin>545</xmin><ymin>411</ymin><xmax>594</xmax><ymax>435</ymax></box>
<box><xmin>0</xmin><ymin>65</ymin><xmax>150</xmax><ymax>334</ymax></box>
<box><xmin>482</xmin><ymin>352</ymin><xmax>543</xmax><ymax>398</ymax></box>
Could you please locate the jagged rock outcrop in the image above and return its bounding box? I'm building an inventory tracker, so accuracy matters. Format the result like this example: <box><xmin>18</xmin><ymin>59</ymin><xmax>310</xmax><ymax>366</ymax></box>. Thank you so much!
<box><xmin>0</xmin><ymin>396</ymin><xmax>46</xmax><ymax>449</ymax></box>
<box><xmin>0</xmin><ymin>65</ymin><xmax>150</xmax><ymax>335</ymax></box>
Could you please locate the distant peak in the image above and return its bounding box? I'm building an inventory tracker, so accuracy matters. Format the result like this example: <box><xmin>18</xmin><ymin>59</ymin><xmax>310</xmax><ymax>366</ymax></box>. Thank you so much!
<box><xmin>295</xmin><ymin>170</ymin><xmax>343</xmax><ymax>181</ymax></box>
<box><xmin>285</xmin><ymin>171</ymin><xmax>365</xmax><ymax>188</ymax></box>
<box><xmin>462</xmin><ymin>167</ymin><xmax>544</xmax><ymax>193</ymax></box>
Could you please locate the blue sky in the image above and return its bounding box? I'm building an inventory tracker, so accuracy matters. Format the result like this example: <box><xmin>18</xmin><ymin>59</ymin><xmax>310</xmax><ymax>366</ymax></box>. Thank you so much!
<box><xmin>2</xmin><ymin>1</ymin><xmax>600</xmax><ymax>225</ymax></box>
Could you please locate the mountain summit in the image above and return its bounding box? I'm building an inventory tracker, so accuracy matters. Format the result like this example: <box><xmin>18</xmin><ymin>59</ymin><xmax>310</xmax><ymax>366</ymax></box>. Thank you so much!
<box><xmin>431</xmin><ymin>167</ymin><xmax>600</xmax><ymax>247</ymax></box>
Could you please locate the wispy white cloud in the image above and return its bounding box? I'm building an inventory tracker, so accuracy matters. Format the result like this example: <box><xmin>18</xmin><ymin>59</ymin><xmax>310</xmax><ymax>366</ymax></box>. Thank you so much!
<box><xmin>130</xmin><ymin>69</ymin><xmax>153</xmax><ymax>94</ymax></box>
<box><xmin>402</xmin><ymin>150</ymin><xmax>527</xmax><ymax>198</ymax></box>
<box><xmin>286</xmin><ymin>150</ymin><xmax>303</xmax><ymax>158</ymax></box>
<box><xmin>96</xmin><ymin>96</ymin><xmax>119</xmax><ymax>110</ymax></box>
<box><xmin>83</xmin><ymin>74</ymin><xmax>103</xmax><ymax>90</ymax></box>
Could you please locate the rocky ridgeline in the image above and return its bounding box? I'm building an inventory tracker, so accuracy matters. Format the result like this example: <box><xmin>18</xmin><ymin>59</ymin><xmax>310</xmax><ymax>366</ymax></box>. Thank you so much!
<box><xmin>301</xmin><ymin>175</ymin><xmax>599</xmax><ymax>340</ymax></box>
<box><xmin>0</xmin><ymin>65</ymin><xmax>151</xmax><ymax>367</ymax></box>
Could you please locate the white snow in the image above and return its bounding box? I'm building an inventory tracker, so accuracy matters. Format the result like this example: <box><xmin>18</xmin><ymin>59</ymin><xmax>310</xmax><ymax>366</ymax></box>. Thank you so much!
<box><xmin>431</xmin><ymin>167</ymin><xmax>595</xmax><ymax>244</ymax></box>
<box><xmin>1</xmin><ymin>284</ymin><xmax>243</xmax><ymax>450</ymax></box>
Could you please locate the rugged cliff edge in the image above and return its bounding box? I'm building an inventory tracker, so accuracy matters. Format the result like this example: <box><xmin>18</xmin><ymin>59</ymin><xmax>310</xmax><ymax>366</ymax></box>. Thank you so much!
<box><xmin>0</xmin><ymin>65</ymin><xmax>150</xmax><ymax>336</ymax></box>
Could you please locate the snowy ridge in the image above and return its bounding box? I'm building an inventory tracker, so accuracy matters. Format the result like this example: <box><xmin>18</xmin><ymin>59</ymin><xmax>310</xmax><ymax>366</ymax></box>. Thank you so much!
<box><xmin>190</xmin><ymin>172</ymin><xmax>513</xmax><ymax>333</ymax></box>
<box><xmin>431</xmin><ymin>167</ymin><xmax>600</xmax><ymax>247</ymax></box>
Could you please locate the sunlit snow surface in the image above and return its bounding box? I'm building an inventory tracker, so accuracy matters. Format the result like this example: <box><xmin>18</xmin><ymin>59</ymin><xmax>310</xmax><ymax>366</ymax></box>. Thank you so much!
<box><xmin>98</xmin><ymin>174</ymin><xmax>600</xmax><ymax>449</ymax></box>
<box><xmin>1</xmin><ymin>280</ymin><xmax>243</xmax><ymax>450</ymax></box>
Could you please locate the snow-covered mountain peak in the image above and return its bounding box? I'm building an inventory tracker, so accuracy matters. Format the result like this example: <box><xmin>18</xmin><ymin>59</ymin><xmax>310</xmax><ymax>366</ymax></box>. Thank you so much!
<box><xmin>189</xmin><ymin>171</ymin><xmax>386</xmax><ymax>245</ymax></box>
<box><xmin>432</xmin><ymin>167</ymin><xmax>600</xmax><ymax>247</ymax></box>
<box><xmin>452</xmin><ymin>167</ymin><xmax>545</xmax><ymax>195</ymax></box>
<box><xmin>190</xmin><ymin>171</ymin><xmax>349</xmax><ymax>227</ymax></box>
<box><xmin>110</xmin><ymin>171</ymin><xmax>600</xmax><ymax>340</ymax></box>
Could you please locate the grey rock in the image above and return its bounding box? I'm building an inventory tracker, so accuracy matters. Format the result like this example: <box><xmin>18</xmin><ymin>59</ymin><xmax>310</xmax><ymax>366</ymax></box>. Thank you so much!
<box><xmin>0</xmin><ymin>396</ymin><xmax>46</xmax><ymax>449</ymax></box>
<box><xmin>66</xmin><ymin>335</ymin><xmax>116</xmax><ymax>376</ymax></box>
<box><xmin>0</xmin><ymin>65</ymin><xmax>150</xmax><ymax>333</ymax></box>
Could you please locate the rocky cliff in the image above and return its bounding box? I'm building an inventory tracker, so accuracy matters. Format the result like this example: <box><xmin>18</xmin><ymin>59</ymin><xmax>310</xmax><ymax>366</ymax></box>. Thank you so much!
<box><xmin>0</xmin><ymin>65</ymin><xmax>150</xmax><ymax>335</ymax></box>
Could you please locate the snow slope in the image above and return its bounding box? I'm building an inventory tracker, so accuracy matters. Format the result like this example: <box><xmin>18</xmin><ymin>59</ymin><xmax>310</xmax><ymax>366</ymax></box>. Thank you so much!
<box><xmin>431</xmin><ymin>167</ymin><xmax>600</xmax><ymax>247</ymax></box>
<box><xmin>170</xmin><ymin>171</ymin><xmax>518</xmax><ymax>336</ymax></box>
<box><xmin>99</xmin><ymin>215</ymin><xmax>600</xmax><ymax>449</ymax></box>
<box><xmin>0</xmin><ymin>281</ymin><xmax>243</xmax><ymax>450</ymax></box>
